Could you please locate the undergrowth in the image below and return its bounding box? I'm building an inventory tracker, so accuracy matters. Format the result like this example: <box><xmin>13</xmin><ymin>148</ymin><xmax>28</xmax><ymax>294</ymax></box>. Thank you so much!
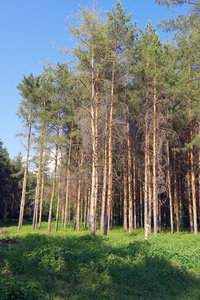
<box><xmin>0</xmin><ymin>222</ymin><xmax>199</xmax><ymax>299</ymax></box>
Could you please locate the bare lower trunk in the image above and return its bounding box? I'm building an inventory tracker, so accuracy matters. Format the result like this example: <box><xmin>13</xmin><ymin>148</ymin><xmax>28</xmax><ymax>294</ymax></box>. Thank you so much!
<box><xmin>153</xmin><ymin>79</ymin><xmax>157</xmax><ymax>237</ymax></box>
<box><xmin>18</xmin><ymin>121</ymin><xmax>31</xmax><ymax>231</ymax></box>
<box><xmin>84</xmin><ymin>187</ymin><xmax>88</xmax><ymax>229</ymax></box>
<box><xmin>100</xmin><ymin>112</ymin><xmax>108</xmax><ymax>234</ymax></box>
<box><xmin>127</xmin><ymin>120</ymin><xmax>133</xmax><ymax>234</ymax></box>
<box><xmin>178</xmin><ymin>155</ymin><xmax>183</xmax><ymax>230</ymax></box>
<box><xmin>144</xmin><ymin>87</ymin><xmax>149</xmax><ymax>234</ymax></box>
<box><xmin>122</xmin><ymin>153</ymin><xmax>128</xmax><ymax>230</ymax></box>
<box><xmin>198</xmin><ymin>122</ymin><xmax>200</xmax><ymax>224</ymax></box>
<box><xmin>47</xmin><ymin>111</ymin><xmax>60</xmax><ymax>232</ymax></box>
<box><xmin>39</xmin><ymin>141</ymin><xmax>47</xmax><ymax>228</ymax></box>
<box><xmin>138</xmin><ymin>168</ymin><xmax>143</xmax><ymax>229</ymax></box>
<box><xmin>107</xmin><ymin>46</ymin><xmax>116</xmax><ymax>232</ymax></box>
<box><xmin>32</xmin><ymin>130</ymin><xmax>44</xmax><ymax>231</ymax></box>
<box><xmin>167</xmin><ymin>139</ymin><xmax>173</xmax><ymax>234</ymax></box>
<box><xmin>55</xmin><ymin>131</ymin><xmax>64</xmax><ymax>231</ymax></box>
<box><xmin>187</xmin><ymin>150</ymin><xmax>194</xmax><ymax>232</ymax></box>
<box><xmin>64</xmin><ymin>129</ymin><xmax>73</xmax><ymax>229</ymax></box>
<box><xmin>173</xmin><ymin>150</ymin><xmax>179</xmax><ymax>232</ymax></box>
<box><xmin>77</xmin><ymin>149</ymin><xmax>84</xmax><ymax>232</ymax></box>
<box><xmin>190</xmin><ymin>125</ymin><xmax>198</xmax><ymax>235</ymax></box>
<box><xmin>133</xmin><ymin>151</ymin><xmax>136</xmax><ymax>230</ymax></box>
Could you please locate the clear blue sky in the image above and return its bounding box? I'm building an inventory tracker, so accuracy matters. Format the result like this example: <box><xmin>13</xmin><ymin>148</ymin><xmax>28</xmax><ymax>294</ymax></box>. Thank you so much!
<box><xmin>0</xmin><ymin>0</ymin><xmax>185</xmax><ymax>159</ymax></box>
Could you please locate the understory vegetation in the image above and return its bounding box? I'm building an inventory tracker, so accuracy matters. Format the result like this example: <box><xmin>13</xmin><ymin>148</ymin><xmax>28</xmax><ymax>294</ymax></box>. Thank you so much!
<box><xmin>0</xmin><ymin>222</ymin><xmax>199</xmax><ymax>299</ymax></box>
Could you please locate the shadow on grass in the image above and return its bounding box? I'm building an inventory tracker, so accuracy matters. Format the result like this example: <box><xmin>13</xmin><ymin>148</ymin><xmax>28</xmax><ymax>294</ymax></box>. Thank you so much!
<box><xmin>0</xmin><ymin>219</ymin><xmax>32</xmax><ymax>228</ymax></box>
<box><xmin>0</xmin><ymin>233</ymin><xmax>199</xmax><ymax>299</ymax></box>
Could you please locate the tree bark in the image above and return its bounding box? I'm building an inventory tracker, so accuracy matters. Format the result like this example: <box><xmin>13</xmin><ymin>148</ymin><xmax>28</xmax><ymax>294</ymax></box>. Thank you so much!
<box><xmin>173</xmin><ymin>150</ymin><xmax>179</xmax><ymax>232</ymax></box>
<box><xmin>167</xmin><ymin>139</ymin><xmax>174</xmax><ymax>234</ymax></box>
<box><xmin>55</xmin><ymin>124</ymin><xmax>64</xmax><ymax>231</ymax></box>
<box><xmin>77</xmin><ymin>149</ymin><xmax>84</xmax><ymax>231</ymax></box>
<box><xmin>187</xmin><ymin>150</ymin><xmax>194</xmax><ymax>232</ymax></box>
<box><xmin>190</xmin><ymin>124</ymin><xmax>198</xmax><ymax>235</ymax></box>
<box><xmin>107</xmin><ymin>45</ymin><xmax>116</xmax><ymax>232</ymax></box>
<box><xmin>47</xmin><ymin>110</ymin><xmax>60</xmax><ymax>232</ymax></box>
<box><xmin>64</xmin><ymin>128</ymin><xmax>73</xmax><ymax>229</ymax></box>
<box><xmin>122</xmin><ymin>151</ymin><xmax>128</xmax><ymax>230</ymax></box>
<box><xmin>32</xmin><ymin>129</ymin><xmax>44</xmax><ymax>230</ymax></box>
<box><xmin>18</xmin><ymin>116</ymin><xmax>31</xmax><ymax>231</ymax></box>
<box><xmin>127</xmin><ymin>120</ymin><xmax>133</xmax><ymax>234</ymax></box>
<box><xmin>38</xmin><ymin>141</ymin><xmax>47</xmax><ymax>228</ymax></box>
<box><xmin>153</xmin><ymin>79</ymin><xmax>157</xmax><ymax>237</ymax></box>
<box><xmin>100</xmin><ymin>111</ymin><xmax>108</xmax><ymax>234</ymax></box>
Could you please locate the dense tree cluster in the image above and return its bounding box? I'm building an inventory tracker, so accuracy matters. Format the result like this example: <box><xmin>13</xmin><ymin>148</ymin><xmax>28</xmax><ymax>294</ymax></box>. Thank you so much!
<box><xmin>4</xmin><ymin>1</ymin><xmax>200</xmax><ymax>238</ymax></box>
<box><xmin>0</xmin><ymin>141</ymin><xmax>36</xmax><ymax>221</ymax></box>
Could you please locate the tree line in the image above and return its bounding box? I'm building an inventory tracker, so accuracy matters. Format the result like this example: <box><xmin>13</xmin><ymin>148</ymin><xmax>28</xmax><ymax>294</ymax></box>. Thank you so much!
<box><xmin>3</xmin><ymin>0</ymin><xmax>200</xmax><ymax>238</ymax></box>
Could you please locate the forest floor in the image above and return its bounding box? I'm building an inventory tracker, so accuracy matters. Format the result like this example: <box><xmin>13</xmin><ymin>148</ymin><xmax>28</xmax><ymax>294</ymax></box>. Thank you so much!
<box><xmin>0</xmin><ymin>221</ymin><xmax>199</xmax><ymax>299</ymax></box>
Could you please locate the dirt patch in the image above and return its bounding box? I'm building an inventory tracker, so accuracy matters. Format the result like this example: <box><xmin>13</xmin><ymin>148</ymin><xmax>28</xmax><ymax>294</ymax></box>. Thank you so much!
<box><xmin>0</xmin><ymin>229</ymin><xmax>9</xmax><ymax>235</ymax></box>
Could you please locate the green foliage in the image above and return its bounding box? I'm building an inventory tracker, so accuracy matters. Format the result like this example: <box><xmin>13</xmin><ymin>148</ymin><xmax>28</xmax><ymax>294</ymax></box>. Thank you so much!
<box><xmin>0</xmin><ymin>223</ymin><xmax>199</xmax><ymax>299</ymax></box>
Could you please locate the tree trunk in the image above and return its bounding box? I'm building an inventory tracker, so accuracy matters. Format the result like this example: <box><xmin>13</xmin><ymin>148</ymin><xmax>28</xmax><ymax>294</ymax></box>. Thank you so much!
<box><xmin>190</xmin><ymin>124</ymin><xmax>198</xmax><ymax>235</ymax></box>
<box><xmin>55</xmin><ymin>125</ymin><xmax>64</xmax><ymax>231</ymax></box>
<box><xmin>18</xmin><ymin>119</ymin><xmax>31</xmax><ymax>231</ymax></box>
<box><xmin>77</xmin><ymin>149</ymin><xmax>84</xmax><ymax>231</ymax></box>
<box><xmin>90</xmin><ymin>40</ymin><xmax>98</xmax><ymax>238</ymax></box>
<box><xmin>153</xmin><ymin>79</ymin><xmax>157</xmax><ymax>237</ymax></box>
<box><xmin>178</xmin><ymin>155</ymin><xmax>183</xmax><ymax>230</ymax></box>
<box><xmin>133</xmin><ymin>150</ymin><xmax>137</xmax><ymax>230</ymax></box>
<box><xmin>100</xmin><ymin>111</ymin><xmax>108</xmax><ymax>234</ymax></box>
<box><xmin>38</xmin><ymin>141</ymin><xmax>47</xmax><ymax>228</ymax></box>
<box><xmin>107</xmin><ymin>46</ymin><xmax>116</xmax><ymax>232</ymax></box>
<box><xmin>47</xmin><ymin>110</ymin><xmax>60</xmax><ymax>232</ymax></box>
<box><xmin>138</xmin><ymin>168</ymin><xmax>143</xmax><ymax>229</ymax></box>
<box><xmin>187</xmin><ymin>150</ymin><xmax>194</xmax><ymax>232</ymax></box>
<box><xmin>127</xmin><ymin>120</ymin><xmax>133</xmax><ymax>234</ymax></box>
<box><xmin>198</xmin><ymin>122</ymin><xmax>200</xmax><ymax>224</ymax></box>
<box><xmin>173</xmin><ymin>150</ymin><xmax>179</xmax><ymax>232</ymax></box>
<box><xmin>32</xmin><ymin>129</ymin><xmax>44</xmax><ymax>230</ymax></box>
<box><xmin>84</xmin><ymin>186</ymin><xmax>88</xmax><ymax>229</ymax></box>
<box><xmin>64</xmin><ymin>128</ymin><xmax>73</xmax><ymax>229</ymax></box>
<box><xmin>166</xmin><ymin>139</ymin><xmax>174</xmax><ymax>234</ymax></box>
<box><xmin>122</xmin><ymin>152</ymin><xmax>128</xmax><ymax>230</ymax></box>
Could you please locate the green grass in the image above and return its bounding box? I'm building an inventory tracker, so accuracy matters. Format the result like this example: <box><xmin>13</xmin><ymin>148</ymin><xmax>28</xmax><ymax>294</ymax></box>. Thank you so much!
<box><xmin>0</xmin><ymin>222</ymin><xmax>200</xmax><ymax>299</ymax></box>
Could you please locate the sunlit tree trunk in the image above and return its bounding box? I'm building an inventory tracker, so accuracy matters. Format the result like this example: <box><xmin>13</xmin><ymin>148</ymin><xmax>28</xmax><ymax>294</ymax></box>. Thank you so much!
<box><xmin>77</xmin><ymin>149</ymin><xmax>84</xmax><ymax>231</ymax></box>
<box><xmin>198</xmin><ymin>122</ymin><xmax>200</xmax><ymax>224</ymax></box>
<box><xmin>178</xmin><ymin>155</ymin><xmax>183</xmax><ymax>230</ymax></box>
<box><xmin>107</xmin><ymin>46</ymin><xmax>116</xmax><ymax>232</ymax></box>
<box><xmin>133</xmin><ymin>150</ymin><xmax>137</xmax><ymax>230</ymax></box>
<box><xmin>127</xmin><ymin>120</ymin><xmax>133</xmax><ymax>234</ymax></box>
<box><xmin>64</xmin><ymin>128</ymin><xmax>73</xmax><ymax>229</ymax></box>
<box><xmin>90</xmin><ymin>38</ymin><xmax>98</xmax><ymax>238</ymax></box>
<box><xmin>187</xmin><ymin>150</ymin><xmax>194</xmax><ymax>232</ymax></box>
<box><xmin>122</xmin><ymin>151</ymin><xmax>128</xmax><ymax>230</ymax></box>
<box><xmin>39</xmin><ymin>141</ymin><xmax>47</xmax><ymax>228</ymax></box>
<box><xmin>100</xmin><ymin>111</ymin><xmax>108</xmax><ymax>234</ymax></box>
<box><xmin>167</xmin><ymin>139</ymin><xmax>174</xmax><ymax>234</ymax></box>
<box><xmin>138</xmin><ymin>168</ymin><xmax>143</xmax><ymax>229</ymax></box>
<box><xmin>55</xmin><ymin>124</ymin><xmax>64</xmax><ymax>231</ymax></box>
<box><xmin>190</xmin><ymin>123</ymin><xmax>198</xmax><ymax>235</ymax></box>
<box><xmin>153</xmin><ymin>78</ymin><xmax>157</xmax><ymax>237</ymax></box>
<box><xmin>47</xmin><ymin>110</ymin><xmax>60</xmax><ymax>232</ymax></box>
<box><xmin>32</xmin><ymin>129</ymin><xmax>44</xmax><ymax>231</ymax></box>
<box><xmin>18</xmin><ymin>115</ymin><xmax>31</xmax><ymax>231</ymax></box>
<box><xmin>173</xmin><ymin>150</ymin><xmax>179</xmax><ymax>232</ymax></box>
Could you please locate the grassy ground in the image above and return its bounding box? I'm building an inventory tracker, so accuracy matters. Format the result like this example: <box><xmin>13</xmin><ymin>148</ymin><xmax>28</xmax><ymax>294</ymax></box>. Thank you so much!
<box><xmin>0</xmin><ymin>221</ymin><xmax>200</xmax><ymax>300</ymax></box>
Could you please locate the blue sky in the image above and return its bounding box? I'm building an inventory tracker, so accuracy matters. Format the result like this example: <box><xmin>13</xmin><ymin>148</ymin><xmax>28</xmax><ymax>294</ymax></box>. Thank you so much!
<box><xmin>0</xmin><ymin>0</ymin><xmax>185</xmax><ymax>159</ymax></box>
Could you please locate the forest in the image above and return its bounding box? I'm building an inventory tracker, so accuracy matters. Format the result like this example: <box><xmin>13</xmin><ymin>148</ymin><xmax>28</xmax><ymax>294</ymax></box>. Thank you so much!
<box><xmin>1</xmin><ymin>0</ymin><xmax>200</xmax><ymax>239</ymax></box>
<box><xmin>1</xmin><ymin>1</ymin><xmax>200</xmax><ymax>299</ymax></box>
